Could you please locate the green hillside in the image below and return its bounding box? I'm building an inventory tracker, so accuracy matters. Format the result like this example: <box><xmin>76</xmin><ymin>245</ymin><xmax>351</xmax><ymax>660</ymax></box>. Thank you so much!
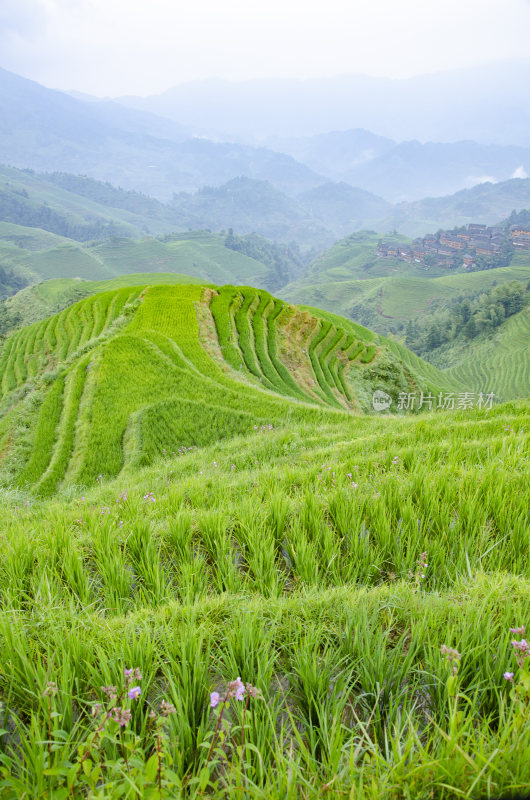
<box><xmin>3</xmin><ymin>273</ymin><xmax>205</xmax><ymax>329</ymax></box>
<box><xmin>439</xmin><ymin>304</ymin><xmax>530</xmax><ymax>401</ymax></box>
<box><xmin>0</xmin><ymin>277</ymin><xmax>528</xmax><ymax>797</ymax></box>
<box><xmin>0</xmin><ymin>387</ymin><xmax>527</xmax><ymax>797</ymax></box>
<box><xmin>292</xmin><ymin>262</ymin><xmax>530</xmax><ymax>332</ymax></box>
<box><xmin>0</xmin><ymin>163</ymin><xmax>341</xmax><ymax>250</ymax></box>
<box><xmin>282</xmin><ymin>235</ymin><xmax>530</xmax><ymax>401</ymax></box>
<box><xmin>0</xmin><ymin>281</ymin><xmax>461</xmax><ymax>496</ymax></box>
<box><xmin>293</xmin><ymin>230</ymin><xmax>435</xmax><ymax>284</ymax></box>
<box><xmin>0</xmin><ymin>222</ymin><xmax>280</xmax><ymax>295</ymax></box>
<box><xmin>0</xmin><ymin>164</ymin><xmax>174</xmax><ymax>239</ymax></box>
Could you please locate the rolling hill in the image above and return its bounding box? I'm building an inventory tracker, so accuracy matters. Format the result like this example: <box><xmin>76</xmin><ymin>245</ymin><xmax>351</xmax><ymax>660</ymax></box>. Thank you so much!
<box><xmin>283</xmin><ymin>226</ymin><xmax>530</xmax><ymax>319</ymax></box>
<box><xmin>1</xmin><ymin>163</ymin><xmax>403</xmax><ymax>249</ymax></box>
<box><xmin>284</xmin><ymin>261</ymin><xmax>530</xmax><ymax>332</ymax></box>
<box><xmin>282</xmin><ymin>235</ymin><xmax>530</xmax><ymax>401</ymax></box>
<box><xmin>170</xmin><ymin>177</ymin><xmax>335</xmax><ymax>248</ymax></box>
<box><xmin>0</xmin><ymin>213</ymin><xmax>294</xmax><ymax>297</ymax></box>
<box><xmin>0</xmin><ymin>277</ymin><xmax>527</xmax><ymax>798</ymax></box>
<box><xmin>0</xmin><ymin>280</ymin><xmax>462</xmax><ymax>496</ymax></box>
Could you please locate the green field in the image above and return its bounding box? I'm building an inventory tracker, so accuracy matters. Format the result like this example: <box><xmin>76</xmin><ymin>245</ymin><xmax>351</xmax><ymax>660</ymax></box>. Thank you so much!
<box><xmin>0</xmin><ymin>395</ymin><xmax>527</xmax><ymax>797</ymax></box>
<box><xmin>289</xmin><ymin>231</ymin><xmax>439</xmax><ymax>286</ymax></box>
<box><xmin>0</xmin><ymin>254</ymin><xmax>529</xmax><ymax>800</ymax></box>
<box><xmin>282</xmin><ymin>246</ymin><xmax>530</xmax><ymax>403</ymax></box>
<box><xmin>442</xmin><ymin>305</ymin><xmax>530</xmax><ymax>401</ymax></box>
<box><xmin>0</xmin><ymin>281</ymin><xmax>458</xmax><ymax>496</ymax></box>
<box><xmin>0</xmin><ymin>277</ymin><xmax>528</xmax><ymax>797</ymax></box>
<box><xmin>283</xmin><ymin>257</ymin><xmax>530</xmax><ymax>330</ymax></box>
<box><xmin>0</xmin><ymin>221</ymin><xmax>276</xmax><ymax>293</ymax></box>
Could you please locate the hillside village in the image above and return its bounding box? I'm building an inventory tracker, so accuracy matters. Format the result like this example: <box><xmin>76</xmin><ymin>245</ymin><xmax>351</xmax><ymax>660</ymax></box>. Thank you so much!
<box><xmin>377</xmin><ymin>222</ymin><xmax>530</xmax><ymax>270</ymax></box>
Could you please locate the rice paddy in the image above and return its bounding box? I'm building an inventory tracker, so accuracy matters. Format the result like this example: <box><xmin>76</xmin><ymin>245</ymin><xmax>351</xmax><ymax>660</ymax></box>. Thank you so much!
<box><xmin>0</xmin><ymin>282</ymin><xmax>451</xmax><ymax>494</ymax></box>
<box><xmin>0</xmin><ymin>280</ymin><xmax>528</xmax><ymax>798</ymax></box>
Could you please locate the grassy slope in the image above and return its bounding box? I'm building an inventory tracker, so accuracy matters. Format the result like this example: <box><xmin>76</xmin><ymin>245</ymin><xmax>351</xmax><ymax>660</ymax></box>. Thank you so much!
<box><xmin>0</xmin><ymin>400</ymin><xmax>527</xmax><ymax>797</ymax></box>
<box><xmin>285</xmin><ymin>230</ymin><xmax>439</xmax><ymax>287</ymax></box>
<box><xmin>283</xmin><ymin>258</ymin><xmax>530</xmax><ymax>325</ymax></box>
<box><xmin>4</xmin><ymin>273</ymin><xmax>207</xmax><ymax>327</ymax></box>
<box><xmin>441</xmin><ymin>304</ymin><xmax>530</xmax><ymax>401</ymax></box>
<box><xmin>90</xmin><ymin>233</ymin><xmax>271</xmax><ymax>286</ymax></box>
<box><xmin>0</xmin><ymin>223</ymin><xmax>274</xmax><ymax>299</ymax></box>
<box><xmin>0</xmin><ymin>281</ymin><xmax>461</xmax><ymax>495</ymax></box>
<box><xmin>282</xmin><ymin>241</ymin><xmax>530</xmax><ymax>401</ymax></box>
<box><xmin>0</xmin><ymin>163</ymin><xmax>175</xmax><ymax>237</ymax></box>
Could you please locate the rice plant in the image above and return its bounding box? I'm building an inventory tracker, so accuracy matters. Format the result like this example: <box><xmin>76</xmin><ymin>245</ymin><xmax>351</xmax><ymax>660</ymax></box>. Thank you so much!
<box><xmin>0</xmin><ymin>280</ymin><xmax>527</xmax><ymax>797</ymax></box>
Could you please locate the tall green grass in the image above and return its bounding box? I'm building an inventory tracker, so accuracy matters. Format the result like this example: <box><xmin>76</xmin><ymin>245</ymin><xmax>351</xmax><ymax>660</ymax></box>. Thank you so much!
<box><xmin>0</xmin><ymin>281</ymin><xmax>527</xmax><ymax>797</ymax></box>
<box><xmin>0</xmin><ymin>379</ymin><xmax>527</xmax><ymax>797</ymax></box>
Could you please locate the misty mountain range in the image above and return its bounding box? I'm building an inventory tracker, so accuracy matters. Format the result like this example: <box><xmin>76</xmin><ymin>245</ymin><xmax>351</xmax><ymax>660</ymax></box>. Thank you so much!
<box><xmin>2</xmin><ymin>64</ymin><xmax>530</xmax><ymax>245</ymax></box>
<box><xmin>116</xmin><ymin>61</ymin><xmax>530</xmax><ymax>146</ymax></box>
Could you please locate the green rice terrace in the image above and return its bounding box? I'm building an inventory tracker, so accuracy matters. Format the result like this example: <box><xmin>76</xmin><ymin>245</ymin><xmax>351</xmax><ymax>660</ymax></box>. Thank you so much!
<box><xmin>0</xmin><ymin>280</ymin><xmax>528</xmax><ymax>799</ymax></box>
<box><xmin>0</xmin><ymin>282</ymin><xmax>458</xmax><ymax>494</ymax></box>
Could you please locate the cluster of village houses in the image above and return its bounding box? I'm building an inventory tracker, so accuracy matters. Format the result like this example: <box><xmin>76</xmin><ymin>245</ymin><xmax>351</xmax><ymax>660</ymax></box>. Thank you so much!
<box><xmin>377</xmin><ymin>223</ymin><xmax>530</xmax><ymax>268</ymax></box>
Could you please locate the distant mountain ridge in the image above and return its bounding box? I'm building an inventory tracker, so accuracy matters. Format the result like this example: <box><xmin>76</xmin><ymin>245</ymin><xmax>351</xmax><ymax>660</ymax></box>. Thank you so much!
<box><xmin>0</xmin><ymin>66</ymin><xmax>326</xmax><ymax>201</ymax></box>
<box><xmin>382</xmin><ymin>178</ymin><xmax>530</xmax><ymax>237</ymax></box>
<box><xmin>115</xmin><ymin>62</ymin><xmax>530</xmax><ymax>146</ymax></box>
<box><xmin>5</xmin><ymin>65</ymin><xmax>530</xmax><ymax>209</ymax></box>
<box><xmin>266</xmin><ymin>129</ymin><xmax>530</xmax><ymax>203</ymax></box>
<box><xmin>3</xmin><ymin>162</ymin><xmax>530</xmax><ymax>265</ymax></box>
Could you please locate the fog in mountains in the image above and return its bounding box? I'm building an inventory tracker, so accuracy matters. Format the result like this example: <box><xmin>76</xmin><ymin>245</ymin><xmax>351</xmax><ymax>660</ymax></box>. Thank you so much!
<box><xmin>2</xmin><ymin>63</ymin><xmax>530</xmax><ymax>244</ymax></box>
<box><xmin>116</xmin><ymin>62</ymin><xmax>530</xmax><ymax>147</ymax></box>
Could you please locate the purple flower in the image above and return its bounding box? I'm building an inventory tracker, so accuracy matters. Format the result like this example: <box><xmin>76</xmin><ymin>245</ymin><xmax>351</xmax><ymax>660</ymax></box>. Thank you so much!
<box><xmin>210</xmin><ymin>691</ymin><xmax>220</xmax><ymax>708</ymax></box>
<box><xmin>245</xmin><ymin>683</ymin><xmax>263</xmax><ymax>699</ymax></box>
<box><xmin>503</xmin><ymin>672</ymin><xmax>514</xmax><ymax>681</ymax></box>
<box><xmin>124</xmin><ymin>666</ymin><xmax>142</xmax><ymax>685</ymax></box>
<box><xmin>441</xmin><ymin>644</ymin><xmax>461</xmax><ymax>674</ymax></box>
<box><xmin>128</xmin><ymin>686</ymin><xmax>141</xmax><ymax>700</ymax></box>
<box><xmin>159</xmin><ymin>700</ymin><xmax>176</xmax><ymax>716</ymax></box>
<box><xmin>511</xmin><ymin>637</ymin><xmax>530</xmax><ymax>668</ymax></box>
<box><xmin>510</xmin><ymin>625</ymin><xmax>526</xmax><ymax>636</ymax></box>
<box><xmin>227</xmin><ymin>677</ymin><xmax>246</xmax><ymax>701</ymax></box>
<box><xmin>112</xmin><ymin>707</ymin><xmax>132</xmax><ymax>727</ymax></box>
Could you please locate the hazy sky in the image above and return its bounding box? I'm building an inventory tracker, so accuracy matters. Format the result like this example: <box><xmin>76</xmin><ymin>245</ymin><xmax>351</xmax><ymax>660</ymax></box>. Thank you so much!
<box><xmin>1</xmin><ymin>0</ymin><xmax>530</xmax><ymax>96</ymax></box>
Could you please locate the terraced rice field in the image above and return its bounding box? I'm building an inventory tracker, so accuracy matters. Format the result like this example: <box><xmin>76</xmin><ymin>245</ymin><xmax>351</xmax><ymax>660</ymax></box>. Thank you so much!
<box><xmin>0</xmin><ymin>278</ymin><xmax>528</xmax><ymax>798</ymax></box>
<box><xmin>0</xmin><ymin>288</ymin><xmax>141</xmax><ymax>397</ymax></box>
<box><xmin>0</xmin><ymin>282</ymin><xmax>456</xmax><ymax>497</ymax></box>
<box><xmin>0</xmin><ymin>400</ymin><xmax>527</xmax><ymax>798</ymax></box>
<box><xmin>445</xmin><ymin>305</ymin><xmax>530</xmax><ymax>401</ymax></box>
